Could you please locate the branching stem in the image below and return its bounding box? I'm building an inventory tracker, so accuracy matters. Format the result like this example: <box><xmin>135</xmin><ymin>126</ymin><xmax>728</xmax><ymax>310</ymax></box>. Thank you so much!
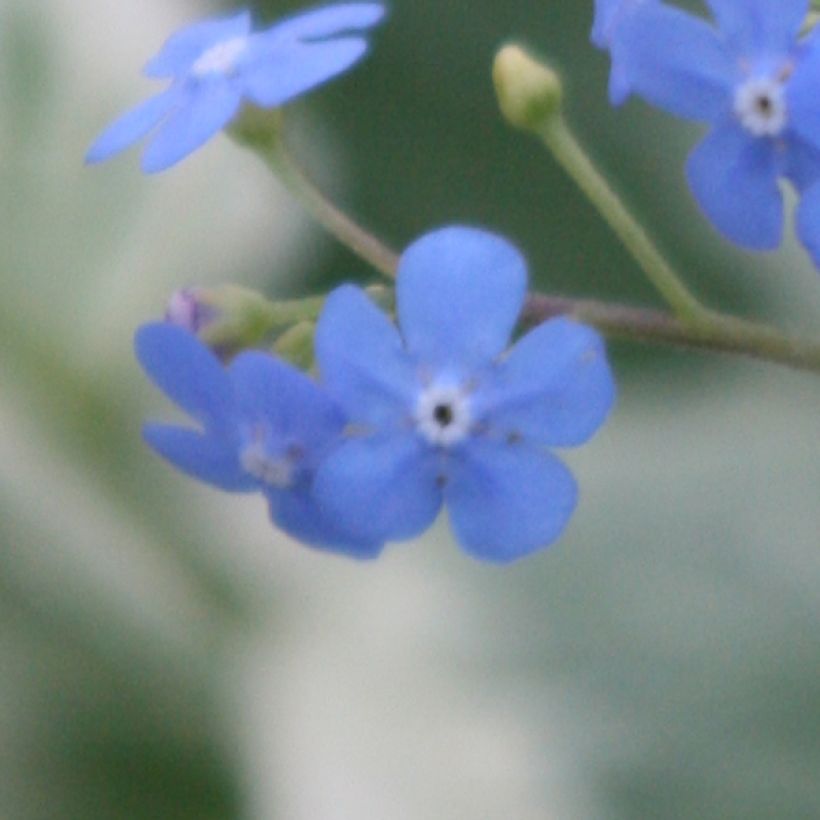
<box><xmin>229</xmin><ymin>108</ymin><xmax>820</xmax><ymax>375</ymax></box>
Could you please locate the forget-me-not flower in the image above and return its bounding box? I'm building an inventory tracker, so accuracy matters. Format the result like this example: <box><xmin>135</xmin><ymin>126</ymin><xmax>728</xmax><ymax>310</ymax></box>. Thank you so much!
<box><xmin>136</xmin><ymin>322</ymin><xmax>381</xmax><ymax>557</ymax></box>
<box><xmin>312</xmin><ymin>226</ymin><xmax>615</xmax><ymax>563</ymax></box>
<box><xmin>615</xmin><ymin>0</ymin><xmax>820</xmax><ymax>254</ymax></box>
<box><xmin>591</xmin><ymin>0</ymin><xmax>651</xmax><ymax>104</ymax></box>
<box><xmin>87</xmin><ymin>3</ymin><xmax>385</xmax><ymax>173</ymax></box>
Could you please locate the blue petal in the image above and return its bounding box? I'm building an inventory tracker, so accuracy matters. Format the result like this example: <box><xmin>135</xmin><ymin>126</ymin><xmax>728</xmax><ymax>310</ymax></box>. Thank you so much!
<box><xmin>602</xmin><ymin>0</ymin><xmax>656</xmax><ymax>105</ymax></box>
<box><xmin>315</xmin><ymin>285</ymin><xmax>417</xmax><ymax>429</ymax></box>
<box><xmin>795</xmin><ymin>181</ymin><xmax>820</xmax><ymax>268</ymax></box>
<box><xmin>475</xmin><ymin>318</ymin><xmax>616</xmax><ymax>447</ymax></box>
<box><xmin>704</xmin><ymin>0</ymin><xmax>806</xmax><ymax>58</ymax></box>
<box><xmin>591</xmin><ymin>0</ymin><xmax>647</xmax><ymax>48</ymax></box>
<box><xmin>685</xmin><ymin>123</ymin><xmax>782</xmax><ymax>249</ymax></box>
<box><xmin>265</xmin><ymin>487</ymin><xmax>384</xmax><ymax>558</ymax></box>
<box><xmin>785</xmin><ymin>41</ymin><xmax>820</xmax><ymax>156</ymax></box>
<box><xmin>144</xmin><ymin>11</ymin><xmax>252</xmax><ymax>78</ymax></box>
<box><xmin>135</xmin><ymin>323</ymin><xmax>235</xmax><ymax>431</ymax></box>
<box><xmin>240</xmin><ymin>38</ymin><xmax>369</xmax><ymax>108</ymax></box>
<box><xmin>616</xmin><ymin>2</ymin><xmax>734</xmax><ymax>122</ymax></box>
<box><xmin>592</xmin><ymin>0</ymin><xmax>621</xmax><ymax>48</ymax></box>
<box><xmin>607</xmin><ymin>60</ymin><xmax>633</xmax><ymax>106</ymax></box>
<box><xmin>313</xmin><ymin>434</ymin><xmax>442</xmax><ymax>544</ymax></box>
<box><xmin>230</xmin><ymin>351</ymin><xmax>346</xmax><ymax>463</ymax></box>
<box><xmin>446</xmin><ymin>441</ymin><xmax>578</xmax><ymax>563</ymax></box>
<box><xmin>396</xmin><ymin>226</ymin><xmax>527</xmax><ymax>373</ymax></box>
<box><xmin>780</xmin><ymin>135</ymin><xmax>820</xmax><ymax>193</ymax></box>
<box><xmin>143</xmin><ymin>424</ymin><xmax>253</xmax><ymax>491</ymax></box>
<box><xmin>271</xmin><ymin>3</ymin><xmax>385</xmax><ymax>42</ymax></box>
<box><xmin>141</xmin><ymin>79</ymin><xmax>242</xmax><ymax>172</ymax></box>
<box><xmin>85</xmin><ymin>89</ymin><xmax>179</xmax><ymax>165</ymax></box>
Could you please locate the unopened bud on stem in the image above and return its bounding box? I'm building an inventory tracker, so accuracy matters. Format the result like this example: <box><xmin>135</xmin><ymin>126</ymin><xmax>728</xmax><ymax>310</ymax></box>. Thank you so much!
<box><xmin>493</xmin><ymin>44</ymin><xmax>563</xmax><ymax>132</ymax></box>
<box><xmin>166</xmin><ymin>284</ymin><xmax>281</xmax><ymax>357</ymax></box>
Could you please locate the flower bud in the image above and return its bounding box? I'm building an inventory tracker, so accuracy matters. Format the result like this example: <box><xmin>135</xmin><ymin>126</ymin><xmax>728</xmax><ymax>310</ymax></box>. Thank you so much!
<box><xmin>165</xmin><ymin>287</ymin><xmax>217</xmax><ymax>334</ymax></box>
<box><xmin>493</xmin><ymin>44</ymin><xmax>563</xmax><ymax>132</ymax></box>
<box><xmin>165</xmin><ymin>284</ymin><xmax>278</xmax><ymax>357</ymax></box>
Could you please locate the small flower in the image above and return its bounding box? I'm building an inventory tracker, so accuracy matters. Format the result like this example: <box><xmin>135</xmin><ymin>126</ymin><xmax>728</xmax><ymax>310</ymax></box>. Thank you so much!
<box><xmin>86</xmin><ymin>3</ymin><xmax>385</xmax><ymax>173</ymax></box>
<box><xmin>615</xmin><ymin>0</ymin><xmax>820</xmax><ymax>255</ymax></box>
<box><xmin>135</xmin><ymin>322</ymin><xmax>381</xmax><ymax>557</ymax></box>
<box><xmin>591</xmin><ymin>0</ymin><xmax>650</xmax><ymax>104</ymax></box>
<box><xmin>312</xmin><ymin>226</ymin><xmax>616</xmax><ymax>562</ymax></box>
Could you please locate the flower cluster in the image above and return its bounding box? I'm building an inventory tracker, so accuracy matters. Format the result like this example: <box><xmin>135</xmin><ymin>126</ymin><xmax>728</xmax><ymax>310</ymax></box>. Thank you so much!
<box><xmin>103</xmin><ymin>2</ymin><xmax>820</xmax><ymax>564</ymax></box>
<box><xmin>595</xmin><ymin>0</ymin><xmax>820</xmax><ymax>264</ymax></box>
<box><xmin>86</xmin><ymin>3</ymin><xmax>385</xmax><ymax>172</ymax></box>
<box><xmin>138</xmin><ymin>226</ymin><xmax>615</xmax><ymax>562</ymax></box>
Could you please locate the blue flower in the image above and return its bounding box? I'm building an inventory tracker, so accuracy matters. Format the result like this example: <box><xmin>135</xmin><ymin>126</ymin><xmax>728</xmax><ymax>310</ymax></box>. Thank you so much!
<box><xmin>591</xmin><ymin>0</ymin><xmax>651</xmax><ymax>104</ymax></box>
<box><xmin>135</xmin><ymin>322</ymin><xmax>382</xmax><ymax>557</ymax></box>
<box><xmin>87</xmin><ymin>3</ymin><xmax>385</xmax><ymax>173</ymax></box>
<box><xmin>615</xmin><ymin>0</ymin><xmax>820</xmax><ymax>254</ymax></box>
<box><xmin>312</xmin><ymin>226</ymin><xmax>615</xmax><ymax>563</ymax></box>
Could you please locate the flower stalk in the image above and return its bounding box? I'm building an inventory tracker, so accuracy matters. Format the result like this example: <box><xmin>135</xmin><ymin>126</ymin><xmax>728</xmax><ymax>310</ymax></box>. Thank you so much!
<box><xmin>228</xmin><ymin>99</ymin><xmax>820</xmax><ymax>376</ymax></box>
<box><xmin>522</xmin><ymin>295</ymin><xmax>820</xmax><ymax>373</ymax></box>
<box><xmin>534</xmin><ymin>115</ymin><xmax>711</xmax><ymax>325</ymax></box>
<box><xmin>230</xmin><ymin>106</ymin><xmax>399</xmax><ymax>279</ymax></box>
<box><xmin>492</xmin><ymin>44</ymin><xmax>709</xmax><ymax>325</ymax></box>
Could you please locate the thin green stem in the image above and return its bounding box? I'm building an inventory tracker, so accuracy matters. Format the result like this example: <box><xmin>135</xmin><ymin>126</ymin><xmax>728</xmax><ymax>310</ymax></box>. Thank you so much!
<box><xmin>229</xmin><ymin>107</ymin><xmax>820</xmax><ymax>374</ymax></box>
<box><xmin>270</xmin><ymin>143</ymin><xmax>400</xmax><ymax>278</ymax></box>
<box><xmin>230</xmin><ymin>108</ymin><xmax>399</xmax><ymax>278</ymax></box>
<box><xmin>537</xmin><ymin>115</ymin><xmax>710</xmax><ymax>325</ymax></box>
<box><xmin>523</xmin><ymin>294</ymin><xmax>820</xmax><ymax>373</ymax></box>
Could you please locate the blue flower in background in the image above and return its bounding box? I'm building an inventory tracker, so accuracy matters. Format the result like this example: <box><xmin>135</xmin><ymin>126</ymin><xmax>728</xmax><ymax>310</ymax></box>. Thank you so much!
<box><xmin>87</xmin><ymin>3</ymin><xmax>385</xmax><ymax>173</ymax></box>
<box><xmin>591</xmin><ymin>0</ymin><xmax>651</xmax><ymax>104</ymax></box>
<box><xmin>313</xmin><ymin>226</ymin><xmax>615</xmax><ymax>562</ymax></box>
<box><xmin>136</xmin><ymin>323</ymin><xmax>381</xmax><ymax>557</ymax></box>
<box><xmin>615</xmin><ymin>0</ymin><xmax>820</xmax><ymax>256</ymax></box>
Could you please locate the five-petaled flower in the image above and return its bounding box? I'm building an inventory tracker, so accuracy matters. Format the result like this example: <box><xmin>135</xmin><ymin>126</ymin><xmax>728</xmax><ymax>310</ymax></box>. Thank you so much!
<box><xmin>312</xmin><ymin>226</ymin><xmax>615</xmax><ymax>562</ymax></box>
<box><xmin>86</xmin><ymin>3</ymin><xmax>385</xmax><ymax>172</ymax></box>
<box><xmin>136</xmin><ymin>322</ymin><xmax>381</xmax><ymax>557</ymax></box>
<box><xmin>613</xmin><ymin>0</ymin><xmax>820</xmax><ymax>260</ymax></box>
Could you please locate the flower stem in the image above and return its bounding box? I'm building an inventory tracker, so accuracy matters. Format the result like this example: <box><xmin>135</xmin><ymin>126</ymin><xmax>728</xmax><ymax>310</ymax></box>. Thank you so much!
<box><xmin>230</xmin><ymin>107</ymin><xmax>399</xmax><ymax>278</ymax></box>
<box><xmin>536</xmin><ymin>114</ymin><xmax>710</xmax><ymax>325</ymax></box>
<box><xmin>229</xmin><ymin>107</ymin><xmax>820</xmax><ymax>375</ymax></box>
<box><xmin>523</xmin><ymin>294</ymin><xmax>820</xmax><ymax>373</ymax></box>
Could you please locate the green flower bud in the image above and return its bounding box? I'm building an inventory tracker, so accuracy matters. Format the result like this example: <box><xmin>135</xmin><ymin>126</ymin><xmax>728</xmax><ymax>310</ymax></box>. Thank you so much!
<box><xmin>492</xmin><ymin>44</ymin><xmax>563</xmax><ymax>132</ymax></box>
<box><xmin>167</xmin><ymin>285</ymin><xmax>281</xmax><ymax>357</ymax></box>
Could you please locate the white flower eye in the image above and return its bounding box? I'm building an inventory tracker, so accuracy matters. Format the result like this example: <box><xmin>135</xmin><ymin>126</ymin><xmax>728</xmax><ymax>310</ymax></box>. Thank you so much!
<box><xmin>240</xmin><ymin>440</ymin><xmax>295</xmax><ymax>489</ymax></box>
<box><xmin>414</xmin><ymin>384</ymin><xmax>473</xmax><ymax>447</ymax></box>
<box><xmin>191</xmin><ymin>36</ymin><xmax>248</xmax><ymax>77</ymax></box>
<box><xmin>734</xmin><ymin>76</ymin><xmax>787</xmax><ymax>137</ymax></box>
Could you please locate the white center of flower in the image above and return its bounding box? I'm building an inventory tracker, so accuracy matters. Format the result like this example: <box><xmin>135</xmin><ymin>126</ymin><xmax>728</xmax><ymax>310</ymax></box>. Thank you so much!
<box><xmin>240</xmin><ymin>441</ymin><xmax>294</xmax><ymax>489</ymax></box>
<box><xmin>191</xmin><ymin>36</ymin><xmax>248</xmax><ymax>77</ymax></box>
<box><xmin>734</xmin><ymin>77</ymin><xmax>787</xmax><ymax>137</ymax></box>
<box><xmin>414</xmin><ymin>384</ymin><xmax>472</xmax><ymax>447</ymax></box>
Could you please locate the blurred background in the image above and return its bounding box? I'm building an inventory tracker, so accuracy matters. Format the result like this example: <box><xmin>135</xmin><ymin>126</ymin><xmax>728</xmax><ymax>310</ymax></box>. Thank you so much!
<box><xmin>1</xmin><ymin>0</ymin><xmax>819</xmax><ymax>817</ymax></box>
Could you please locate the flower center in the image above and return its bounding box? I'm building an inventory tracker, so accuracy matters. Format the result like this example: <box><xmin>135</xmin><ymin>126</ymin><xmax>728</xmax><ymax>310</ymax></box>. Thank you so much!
<box><xmin>191</xmin><ymin>36</ymin><xmax>248</xmax><ymax>77</ymax></box>
<box><xmin>415</xmin><ymin>384</ymin><xmax>472</xmax><ymax>447</ymax></box>
<box><xmin>240</xmin><ymin>440</ymin><xmax>295</xmax><ymax>489</ymax></box>
<box><xmin>734</xmin><ymin>77</ymin><xmax>787</xmax><ymax>137</ymax></box>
